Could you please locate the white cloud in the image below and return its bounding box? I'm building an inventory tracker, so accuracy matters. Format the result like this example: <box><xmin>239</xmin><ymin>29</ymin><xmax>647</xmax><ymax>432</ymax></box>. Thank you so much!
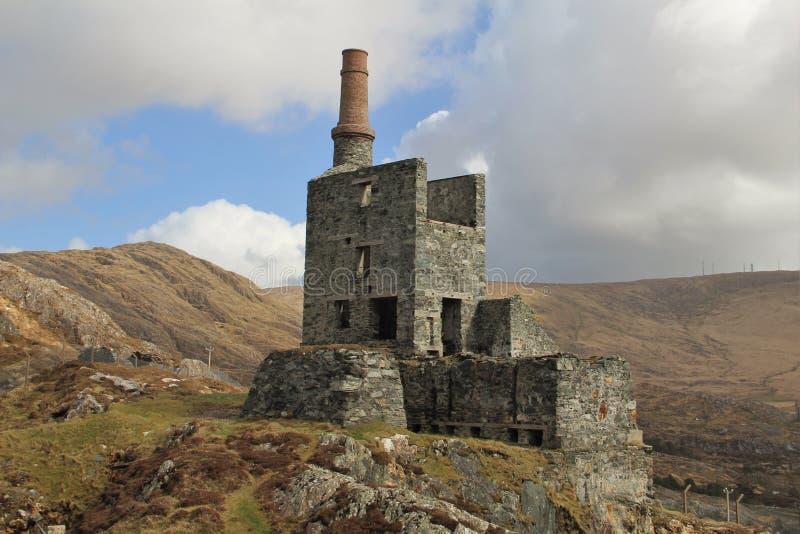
<box><xmin>462</xmin><ymin>153</ymin><xmax>489</xmax><ymax>175</ymax></box>
<box><xmin>0</xmin><ymin>2</ymin><xmax>477</xmax><ymax>139</ymax></box>
<box><xmin>0</xmin><ymin>246</ymin><xmax>22</xmax><ymax>253</ymax></box>
<box><xmin>128</xmin><ymin>199</ymin><xmax>305</xmax><ymax>287</ymax></box>
<box><xmin>67</xmin><ymin>237</ymin><xmax>89</xmax><ymax>250</ymax></box>
<box><xmin>415</xmin><ymin>110</ymin><xmax>450</xmax><ymax>130</ymax></box>
<box><xmin>395</xmin><ymin>1</ymin><xmax>799</xmax><ymax>281</ymax></box>
<box><xmin>0</xmin><ymin>2</ymin><xmax>478</xmax><ymax>211</ymax></box>
<box><xmin>0</xmin><ymin>125</ymin><xmax>111</xmax><ymax>212</ymax></box>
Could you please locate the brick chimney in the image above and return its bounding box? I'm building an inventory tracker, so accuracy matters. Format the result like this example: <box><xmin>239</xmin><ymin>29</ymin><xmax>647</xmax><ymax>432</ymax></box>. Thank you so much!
<box><xmin>331</xmin><ymin>49</ymin><xmax>375</xmax><ymax>167</ymax></box>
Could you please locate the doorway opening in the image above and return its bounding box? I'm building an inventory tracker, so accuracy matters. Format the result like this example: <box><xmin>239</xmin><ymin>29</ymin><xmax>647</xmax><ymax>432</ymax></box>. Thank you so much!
<box><xmin>441</xmin><ymin>298</ymin><xmax>462</xmax><ymax>355</ymax></box>
<box><xmin>370</xmin><ymin>297</ymin><xmax>397</xmax><ymax>340</ymax></box>
<box><xmin>526</xmin><ymin>429</ymin><xmax>544</xmax><ymax>447</ymax></box>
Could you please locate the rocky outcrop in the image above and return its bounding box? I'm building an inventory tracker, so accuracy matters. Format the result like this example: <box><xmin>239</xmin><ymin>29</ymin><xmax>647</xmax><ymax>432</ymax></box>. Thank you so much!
<box><xmin>89</xmin><ymin>371</ymin><xmax>145</xmax><ymax>395</ymax></box>
<box><xmin>242</xmin><ymin>348</ymin><xmax>407</xmax><ymax>428</ymax></box>
<box><xmin>175</xmin><ymin>358</ymin><xmax>239</xmax><ymax>386</ymax></box>
<box><xmin>0</xmin><ymin>311</ymin><xmax>19</xmax><ymax>341</ymax></box>
<box><xmin>64</xmin><ymin>388</ymin><xmax>105</xmax><ymax>420</ymax></box>
<box><xmin>275</xmin><ymin>465</ymin><xmax>502</xmax><ymax>533</ymax></box>
<box><xmin>0</xmin><ymin>260</ymin><xmax>170</xmax><ymax>364</ymax></box>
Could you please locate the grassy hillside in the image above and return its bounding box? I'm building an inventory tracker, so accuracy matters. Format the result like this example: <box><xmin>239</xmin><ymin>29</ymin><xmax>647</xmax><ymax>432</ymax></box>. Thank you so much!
<box><xmin>1</xmin><ymin>243</ymin><xmax>302</xmax><ymax>378</ymax></box>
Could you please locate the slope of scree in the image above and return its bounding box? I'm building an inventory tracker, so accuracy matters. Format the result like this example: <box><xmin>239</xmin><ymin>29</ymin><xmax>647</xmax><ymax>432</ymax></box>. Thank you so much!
<box><xmin>1</xmin><ymin>242</ymin><xmax>302</xmax><ymax>378</ymax></box>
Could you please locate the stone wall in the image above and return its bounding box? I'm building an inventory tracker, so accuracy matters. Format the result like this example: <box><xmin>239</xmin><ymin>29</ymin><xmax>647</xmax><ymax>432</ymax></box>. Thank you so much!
<box><xmin>469</xmin><ymin>296</ymin><xmax>558</xmax><ymax>357</ymax></box>
<box><xmin>302</xmin><ymin>158</ymin><xmax>489</xmax><ymax>356</ymax></box>
<box><xmin>332</xmin><ymin>136</ymin><xmax>372</xmax><ymax>168</ymax></box>
<box><xmin>242</xmin><ymin>347</ymin><xmax>406</xmax><ymax>428</ymax></box>
<box><xmin>554</xmin><ymin>355</ymin><xmax>638</xmax><ymax>451</ymax></box>
<box><xmin>426</xmin><ymin>174</ymin><xmax>483</xmax><ymax>227</ymax></box>
<box><xmin>400</xmin><ymin>354</ymin><xmax>638</xmax><ymax>450</ymax></box>
<box><xmin>412</xmin><ymin>218</ymin><xmax>485</xmax><ymax>355</ymax></box>
<box><xmin>302</xmin><ymin>159</ymin><xmax>424</xmax><ymax>348</ymax></box>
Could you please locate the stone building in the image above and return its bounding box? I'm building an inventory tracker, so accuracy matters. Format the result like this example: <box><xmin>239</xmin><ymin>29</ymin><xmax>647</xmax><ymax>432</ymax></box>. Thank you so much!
<box><xmin>301</xmin><ymin>49</ymin><xmax>555</xmax><ymax>358</ymax></box>
<box><xmin>244</xmin><ymin>49</ymin><xmax>652</xmax><ymax>531</ymax></box>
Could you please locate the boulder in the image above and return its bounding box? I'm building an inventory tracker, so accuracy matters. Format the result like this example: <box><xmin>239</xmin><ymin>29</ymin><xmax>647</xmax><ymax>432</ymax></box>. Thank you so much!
<box><xmin>64</xmin><ymin>388</ymin><xmax>105</xmax><ymax>420</ymax></box>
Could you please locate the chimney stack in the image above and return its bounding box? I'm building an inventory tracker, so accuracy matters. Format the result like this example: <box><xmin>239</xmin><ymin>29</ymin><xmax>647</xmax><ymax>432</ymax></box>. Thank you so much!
<box><xmin>331</xmin><ymin>49</ymin><xmax>375</xmax><ymax>167</ymax></box>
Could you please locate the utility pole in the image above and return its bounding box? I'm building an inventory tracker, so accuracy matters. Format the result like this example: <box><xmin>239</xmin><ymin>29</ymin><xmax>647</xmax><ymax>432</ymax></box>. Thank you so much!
<box><xmin>24</xmin><ymin>350</ymin><xmax>30</xmax><ymax>390</ymax></box>
<box><xmin>735</xmin><ymin>494</ymin><xmax>744</xmax><ymax>524</ymax></box>
<box><xmin>702</xmin><ymin>260</ymin><xmax>705</xmax><ymax>276</ymax></box>
<box><xmin>723</xmin><ymin>487</ymin><xmax>733</xmax><ymax>522</ymax></box>
<box><xmin>750</xmin><ymin>263</ymin><xmax>754</xmax><ymax>273</ymax></box>
<box><xmin>712</xmin><ymin>261</ymin><xmax>715</xmax><ymax>275</ymax></box>
<box><xmin>683</xmin><ymin>483</ymin><xmax>692</xmax><ymax>514</ymax></box>
<box><xmin>205</xmin><ymin>346</ymin><xmax>213</xmax><ymax>370</ymax></box>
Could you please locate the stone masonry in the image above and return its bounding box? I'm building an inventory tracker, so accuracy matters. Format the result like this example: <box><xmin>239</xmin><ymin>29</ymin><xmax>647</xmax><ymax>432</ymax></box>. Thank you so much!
<box><xmin>399</xmin><ymin>354</ymin><xmax>640</xmax><ymax>451</ymax></box>
<box><xmin>301</xmin><ymin>49</ymin><xmax>552</xmax><ymax>358</ymax></box>
<box><xmin>243</xmin><ymin>347</ymin><xmax>406</xmax><ymax>428</ymax></box>
<box><xmin>244</xmin><ymin>48</ymin><xmax>652</xmax><ymax>531</ymax></box>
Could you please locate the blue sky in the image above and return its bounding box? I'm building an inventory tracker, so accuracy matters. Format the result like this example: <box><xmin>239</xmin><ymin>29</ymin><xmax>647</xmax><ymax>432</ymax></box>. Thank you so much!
<box><xmin>3</xmin><ymin>83</ymin><xmax>452</xmax><ymax>252</ymax></box>
<box><xmin>1</xmin><ymin>2</ymin><xmax>797</xmax><ymax>283</ymax></box>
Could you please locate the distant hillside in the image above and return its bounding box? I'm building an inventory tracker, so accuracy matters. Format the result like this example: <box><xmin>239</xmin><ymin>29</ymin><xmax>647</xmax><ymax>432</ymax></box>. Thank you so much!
<box><xmin>1</xmin><ymin>243</ymin><xmax>301</xmax><ymax>378</ymax></box>
<box><xmin>3</xmin><ymin>244</ymin><xmax>796</xmax><ymax>405</ymax></box>
<box><xmin>490</xmin><ymin>271</ymin><xmax>800</xmax><ymax>407</ymax></box>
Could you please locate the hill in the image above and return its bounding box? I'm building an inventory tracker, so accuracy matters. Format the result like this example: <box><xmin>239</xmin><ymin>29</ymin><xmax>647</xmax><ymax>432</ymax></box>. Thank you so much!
<box><xmin>1</xmin><ymin>243</ymin><xmax>302</xmax><ymax>381</ymax></box>
<box><xmin>489</xmin><ymin>271</ymin><xmax>800</xmax><ymax>408</ymax></box>
<box><xmin>0</xmin><ymin>362</ymin><xmax>764</xmax><ymax>533</ymax></box>
<box><xmin>4</xmin><ymin>244</ymin><xmax>796</xmax><ymax>407</ymax></box>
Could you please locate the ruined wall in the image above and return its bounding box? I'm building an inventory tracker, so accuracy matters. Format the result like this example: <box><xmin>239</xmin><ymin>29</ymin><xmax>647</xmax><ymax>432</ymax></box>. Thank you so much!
<box><xmin>554</xmin><ymin>356</ymin><xmax>638</xmax><ymax>451</ymax></box>
<box><xmin>468</xmin><ymin>299</ymin><xmax>511</xmax><ymax>356</ymax></box>
<box><xmin>426</xmin><ymin>174</ymin><xmax>483</xmax><ymax>227</ymax></box>
<box><xmin>400</xmin><ymin>354</ymin><xmax>638</xmax><ymax>450</ymax></box>
<box><xmin>412</xmin><ymin>219</ymin><xmax>485</xmax><ymax>355</ymax></box>
<box><xmin>469</xmin><ymin>296</ymin><xmax>558</xmax><ymax>357</ymax></box>
<box><xmin>302</xmin><ymin>158</ymin><xmax>426</xmax><ymax>347</ymax></box>
<box><xmin>242</xmin><ymin>347</ymin><xmax>406</xmax><ymax>428</ymax></box>
<box><xmin>303</xmin><ymin>157</ymin><xmax>490</xmax><ymax>356</ymax></box>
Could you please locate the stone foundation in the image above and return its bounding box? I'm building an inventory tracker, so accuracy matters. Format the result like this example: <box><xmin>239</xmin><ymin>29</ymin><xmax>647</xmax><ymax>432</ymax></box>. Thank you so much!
<box><xmin>400</xmin><ymin>354</ymin><xmax>640</xmax><ymax>451</ymax></box>
<box><xmin>242</xmin><ymin>347</ymin><xmax>406</xmax><ymax>428</ymax></box>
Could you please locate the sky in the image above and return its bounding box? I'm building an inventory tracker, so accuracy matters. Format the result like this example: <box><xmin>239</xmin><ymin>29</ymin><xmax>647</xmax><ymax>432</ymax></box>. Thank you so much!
<box><xmin>0</xmin><ymin>1</ymin><xmax>797</xmax><ymax>284</ymax></box>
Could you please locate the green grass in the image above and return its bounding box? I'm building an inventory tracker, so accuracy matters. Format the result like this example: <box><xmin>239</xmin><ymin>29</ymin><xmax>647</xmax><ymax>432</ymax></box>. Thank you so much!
<box><xmin>0</xmin><ymin>392</ymin><xmax>250</xmax><ymax>509</ymax></box>
<box><xmin>225</xmin><ymin>485</ymin><xmax>272</xmax><ymax>533</ymax></box>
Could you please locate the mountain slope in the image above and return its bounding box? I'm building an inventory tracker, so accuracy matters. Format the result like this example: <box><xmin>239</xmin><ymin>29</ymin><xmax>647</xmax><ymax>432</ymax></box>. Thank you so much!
<box><xmin>0</xmin><ymin>260</ymin><xmax>173</xmax><ymax>390</ymax></box>
<box><xmin>490</xmin><ymin>271</ymin><xmax>800</xmax><ymax>405</ymax></box>
<box><xmin>3</xmin><ymin>243</ymin><xmax>796</xmax><ymax>405</ymax></box>
<box><xmin>1</xmin><ymin>243</ymin><xmax>301</xmax><ymax>378</ymax></box>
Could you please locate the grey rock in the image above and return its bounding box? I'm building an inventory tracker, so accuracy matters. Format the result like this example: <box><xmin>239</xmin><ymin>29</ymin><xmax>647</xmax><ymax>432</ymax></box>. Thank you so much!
<box><xmin>64</xmin><ymin>388</ymin><xmax>105</xmax><ymax>420</ymax></box>
<box><xmin>140</xmin><ymin>459</ymin><xmax>174</xmax><ymax>501</ymax></box>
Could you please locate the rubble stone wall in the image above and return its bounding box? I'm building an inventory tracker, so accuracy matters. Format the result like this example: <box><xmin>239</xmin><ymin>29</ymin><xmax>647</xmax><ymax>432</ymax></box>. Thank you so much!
<box><xmin>554</xmin><ymin>356</ymin><xmax>637</xmax><ymax>451</ymax></box>
<box><xmin>426</xmin><ymin>174</ymin><xmax>484</xmax><ymax>227</ymax></box>
<box><xmin>242</xmin><ymin>347</ymin><xmax>407</xmax><ymax>428</ymax></box>
<box><xmin>400</xmin><ymin>354</ymin><xmax>637</xmax><ymax>450</ymax></box>
<box><xmin>302</xmin><ymin>159</ymin><xmax>424</xmax><ymax>348</ymax></box>
<box><xmin>469</xmin><ymin>296</ymin><xmax>558</xmax><ymax>357</ymax></box>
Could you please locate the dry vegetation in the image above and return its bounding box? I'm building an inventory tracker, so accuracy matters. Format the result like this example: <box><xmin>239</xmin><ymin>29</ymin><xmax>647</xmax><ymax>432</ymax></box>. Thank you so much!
<box><xmin>489</xmin><ymin>271</ymin><xmax>799</xmax><ymax>405</ymax></box>
<box><xmin>1</xmin><ymin>243</ymin><xmax>302</xmax><ymax>378</ymax></box>
<box><xmin>0</xmin><ymin>363</ymin><xmax>580</xmax><ymax>533</ymax></box>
